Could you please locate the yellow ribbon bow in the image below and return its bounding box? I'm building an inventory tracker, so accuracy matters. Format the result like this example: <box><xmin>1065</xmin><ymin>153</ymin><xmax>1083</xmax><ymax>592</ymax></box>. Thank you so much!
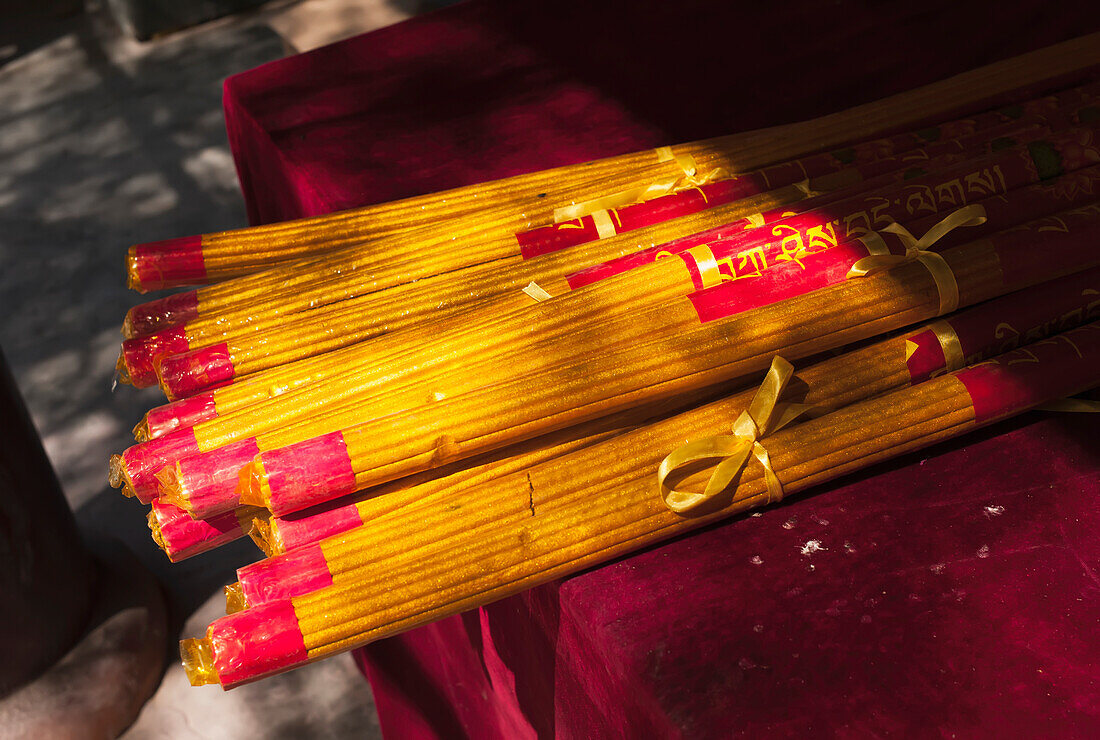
<box><xmin>847</xmin><ymin>204</ymin><xmax>988</xmax><ymax>316</ymax></box>
<box><xmin>553</xmin><ymin>148</ymin><xmax>730</xmax><ymax>223</ymax></box>
<box><xmin>658</xmin><ymin>356</ymin><xmax>810</xmax><ymax>513</ymax></box>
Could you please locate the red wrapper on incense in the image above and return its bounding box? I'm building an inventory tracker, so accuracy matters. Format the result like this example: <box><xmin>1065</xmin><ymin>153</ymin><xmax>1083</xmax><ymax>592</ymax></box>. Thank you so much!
<box><xmin>233</xmin><ymin>266</ymin><xmax>1100</xmax><ymax>607</ymax></box>
<box><xmin>183</xmin><ymin>319</ymin><xmax>1100</xmax><ymax>688</ymax></box>
<box><xmin>148</xmin><ymin>500</ymin><xmax>259</xmax><ymax>562</ymax></box>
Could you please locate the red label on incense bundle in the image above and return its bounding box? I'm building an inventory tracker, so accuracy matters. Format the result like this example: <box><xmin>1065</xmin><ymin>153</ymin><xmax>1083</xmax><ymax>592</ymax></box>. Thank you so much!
<box><xmin>121</xmin><ymin>426</ymin><xmax>201</xmax><ymax>503</ymax></box>
<box><xmin>993</xmin><ymin>204</ymin><xmax>1100</xmax><ymax>290</ymax></box>
<box><xmin>121</xmin><ymin>325</ymin><xmax>191</xmax><ymax>388</ymax></box>
<box><xmin>152</xmin><ymin>500</ymin><xmax>244</xmax><ymax>562</ymax></box>
<box><xmin>950</xmin><ymin>267</ymin><xmax>1100</xmax><ymax>362</ymax></box>
<box><xmin>903</xmin><ymin>329</ymin><xmax>950</xmax><ymax>384</ymax></box>
<box><xmin>273</xmin><ymin>496</ymin><xmax>369</xmax><ymax>554</ymax></box>
<box><xmin>902</xmin><ymin>267</ymin><xmax>1100</xmax><ymax>383</ymax></box>
<box><xmin>956</xmin><ymin>322</ymin><xmax>1100</xmax><ymax>423</ymax></box>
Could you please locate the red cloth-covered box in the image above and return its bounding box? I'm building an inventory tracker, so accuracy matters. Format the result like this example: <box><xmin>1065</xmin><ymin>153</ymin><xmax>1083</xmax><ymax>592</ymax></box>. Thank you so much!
<box><xmin>223</xmin><ymin>1</ymin><xmax>1100</xmax><ymax>735</ymax></box>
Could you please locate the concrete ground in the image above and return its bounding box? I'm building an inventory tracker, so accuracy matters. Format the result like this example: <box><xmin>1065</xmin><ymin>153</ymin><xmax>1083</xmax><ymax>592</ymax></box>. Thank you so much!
<box><xmin>0</xmin><ymin>1</ymin><xmax>443</xmax><ymax>737</ymax></box>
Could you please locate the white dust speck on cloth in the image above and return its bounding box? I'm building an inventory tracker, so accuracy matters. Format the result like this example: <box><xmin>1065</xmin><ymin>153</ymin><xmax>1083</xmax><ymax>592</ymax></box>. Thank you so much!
<box><xmin>800</xmin><ymin>540</ymin><xmax>825</xmax><ymax>557</ymax></box>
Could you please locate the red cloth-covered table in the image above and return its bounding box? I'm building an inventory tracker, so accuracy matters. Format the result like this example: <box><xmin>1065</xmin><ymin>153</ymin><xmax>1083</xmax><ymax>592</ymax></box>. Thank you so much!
<box><xmin>223</xmin><ymin>2</ymin><xmax>1100</xmax><ymax>735</ymax></box>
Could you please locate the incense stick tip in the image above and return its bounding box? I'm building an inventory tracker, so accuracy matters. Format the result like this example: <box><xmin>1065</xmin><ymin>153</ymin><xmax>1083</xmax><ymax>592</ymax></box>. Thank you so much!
<box><xmin>155</xmin><ymin>462</ymin><xmax>189</xmax><ymax>511</ymax></box>
<box><xmin>224</xmin><ymin>582</ymin><xmax>248</xmax><ymax>614</ymax></box>
<box><xmin>147</xmin><ymin>509</ymin><xmax>168</xmax><ymax>553</ymax></box>
<box><xmin>180</xmin><ymin>638</ymin><xmax>219</xmax><ymax>686</ymax></box>
<box><xmin>132</xmin><ymin>416</ymin><xmax>151</xmax><ymax>443</ymax></box>
<box><xmin>236</xmin><ymin>459</ymin><xmax>267</xmax><ymax>509</ymax></box>
<box><xmin>247</xmin><ymin>512</ymin><xmax>282</xmax><ymax>556</ymax></box>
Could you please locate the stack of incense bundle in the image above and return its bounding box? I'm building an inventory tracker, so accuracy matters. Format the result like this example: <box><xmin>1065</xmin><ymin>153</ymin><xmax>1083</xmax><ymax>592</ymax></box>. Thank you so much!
<box><xmin>240</xmin><ymin>267</ymin><xmax>1100</xmax><ymax>559</ymax></box>
<box><xmin>128</xmin><ymin>121</ymin><xmax>1100</xmax><ymax>398</ymax></box>
<box><xmin>141</xmin><ymin>186</ymin><xmax>1093</xmax><ymax>523</ymax></box>
<box><xmin>116</xmin><ymin>107</ymin><xmax>1099</xmax><ymax>393</ymax></box>
<box><xmin>127</xmin><ymin>34</ymin><xmax>1100</xmax><ymax>291</ymax></box>
<box><xmin>180</xmin><ymin>321</ymin><xmax>1100</xmax><ymax>688</ymax></box>
<box><xmin>121</xmin><ymin>80</ymin><xmax>1098</xmax><ymax>341</ymax></box>
<box><xmin>103</xmin><ymin>50</ymin><xmax>1100</xmax><ymax>682</ymax></box>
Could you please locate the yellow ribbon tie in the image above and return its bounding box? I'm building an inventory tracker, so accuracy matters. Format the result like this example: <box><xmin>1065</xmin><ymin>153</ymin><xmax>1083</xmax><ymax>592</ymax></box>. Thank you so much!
<box><xmin>658</xmin><ymin>356</ymin><xmax>810</xmax><ymax>513</ymax></box>
<box><xmin>847</xmin><ymin>204</ymin><xmax>988</xmax><ymax>316</ymax></box>
<box><xmin>553</xmin><ymin>149</ymin><xmax>731</xmax><ymax>223</ymax></box>
<box><xmin>1035</xmin><ymin>397</ymin><xmax>1100</xmax><ymax>413</ymax></box>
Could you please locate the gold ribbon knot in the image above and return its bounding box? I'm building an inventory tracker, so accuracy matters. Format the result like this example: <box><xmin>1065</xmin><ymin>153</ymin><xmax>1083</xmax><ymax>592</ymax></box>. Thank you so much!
<box><xmin>553</xmin><ymin>148</ymin><xmax>730</xmax><ymax>223</ymax></box>
<box><xmin>658</xmin><ymin>356</ymin><xmax>809</xmax><ymax>513</ymax></box>
<box><xmin>840</xmin><ymin>203</ymin><xmax>990</xmax><ymax>316</ymax></box>
<box><xmin>846</xmin><ymin>204</ymin><xmax>987</xmax><ymax>316</ymax></box>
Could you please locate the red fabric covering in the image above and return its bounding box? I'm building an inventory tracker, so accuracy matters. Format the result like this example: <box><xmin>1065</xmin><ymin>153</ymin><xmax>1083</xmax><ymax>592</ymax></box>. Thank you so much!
<box><xmin>224</xmin><ymin>1</ymin><xmax>1100</xmax><ymax>735</ymax></box>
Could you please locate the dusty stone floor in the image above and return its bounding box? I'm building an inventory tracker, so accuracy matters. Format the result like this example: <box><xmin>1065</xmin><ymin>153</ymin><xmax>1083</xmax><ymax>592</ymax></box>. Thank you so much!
<box><xmin>0</xmin><ymin>2</ymin><xmax>442</xmax><ymax>736</ymax></box>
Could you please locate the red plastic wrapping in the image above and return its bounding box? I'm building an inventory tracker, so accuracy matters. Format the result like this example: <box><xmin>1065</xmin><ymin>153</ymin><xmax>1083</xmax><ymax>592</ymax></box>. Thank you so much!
<box><xmin>143</xmin><ymin>392</ymin><xmax>219</xmax><ymax>440</ymax></box>
<box><xmin>124</xmin><ymin>290</ymin><xmax>200</xmax><ymax>338</ymax></box>
<box><xmin>175</xmin><ymin>438</ymin><xmax>261</xmax><ymax>519</ymax></box>
<box><xmin>208</xmin><ymin>600</ymin><xmax>307</xmax><ymax>688</ymax></box>
<box><xmin>157</xmin><ymin>342</ymin><xmax>236</xmax><ymax>400</ymax></box>
<box><xmin>957</xmin><ymin>321</ymin><xmax>1100</xmax><ymax>422</ymax></box>
<box><xmin>270</xmin><ymin>496</ymin><xmax>368</xmax><ymax>554</ymax></box>
<box><xmin>257</xmin><ymin>431</ymin><xmax>357</xmax><ymax>517</ymax></box>
<box><xmin>128</xmin><ymin>235</ymin><xmax>207</xmax><ymax>293</ymax></box>
<box><xmin>150</xmin><ymin>500</ymin><xmax>248</xmax><ymax>562</ymax></box>
<box><xmin>118</xmin><ymin>325</ymin><xmax>190</xmax><ymax>388</ymax></box>
<box><xmin>114</xmin><ymin>426</ymin><xmax>201</xmax><ymax>503</ymax></box>
<box><xmin>237</xmin><ymin>543</ymin><xmax>333</xmax><ymax>608</ymax></box>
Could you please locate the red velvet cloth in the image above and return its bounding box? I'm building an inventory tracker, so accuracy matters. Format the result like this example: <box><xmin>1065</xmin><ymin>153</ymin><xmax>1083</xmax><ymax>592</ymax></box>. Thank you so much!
<box><xmin>223</xmin><ymin>1</ymin><xmax>1100</xmax><ymax>735</ymax></box>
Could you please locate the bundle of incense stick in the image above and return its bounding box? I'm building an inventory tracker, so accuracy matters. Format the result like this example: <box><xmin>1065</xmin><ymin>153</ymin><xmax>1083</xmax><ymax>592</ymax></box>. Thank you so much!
<box><xmin>121</xmin><ymin>81</ymin><xmax>1099</xmax><ymax>341</ymax></box>
<box><xmin>118</xmin><ymin>179</ymin><xmax>814</xmax><ymax>389</ymax></box>
<box><xmin>179</xmin><ymin>321</ymin><xmax>1100</xmax><ymax>688</ymax></box>
<box><xmin>235</xmin><ymin>203</ymin><xmax>1100</xmax><ymax>518</ymax></box>
<box><xmin>241</xmin><ymin>267</ymin><xmax>1100</xmax><ymax>559</ymax></box>
<box><xmin>117</xmin><ymin>111</ymin><xmax>1099</xmax><ymax>392</ymax></box>
<box><xmin>127</xmin><ymin>35</ymin><xmax>1100</xmax><ymax>291</ymax></box>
